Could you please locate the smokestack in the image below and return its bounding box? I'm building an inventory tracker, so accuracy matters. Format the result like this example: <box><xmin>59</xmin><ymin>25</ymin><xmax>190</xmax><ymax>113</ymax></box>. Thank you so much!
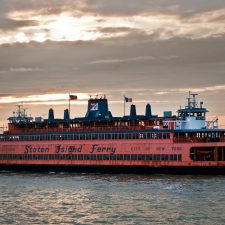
<box><xmin>64</xmin><ymin>109</ymin><xmax>69</xmax><ymax>120</ymax></box>
<box><xmin>145</xmin><ymin>104</ymin><xmax>152</xmax><ymax>118</ymax></box>
<box><xmin>48</xmin><ymin>108</ymin><xmax>54</xmax><ymax>120</ymax></box>
<box><xmin>130</xmin><ymin>104</ymin><xmax>136</xmax><ymax>118</ymax></box>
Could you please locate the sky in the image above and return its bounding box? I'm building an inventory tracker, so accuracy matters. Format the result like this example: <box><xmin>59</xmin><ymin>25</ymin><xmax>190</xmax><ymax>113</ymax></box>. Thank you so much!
<box><xmin>0</xmin><ymin>0</ymin><xmax>225</xmax><ymax>127</ymax></box>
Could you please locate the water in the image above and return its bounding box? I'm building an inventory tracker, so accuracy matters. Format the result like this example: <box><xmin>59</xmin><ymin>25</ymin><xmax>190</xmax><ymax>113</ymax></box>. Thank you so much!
<box><xmin>0</xmin><ymin>172</ymin><xmax>225</xmax><ymax>225</ymax></box>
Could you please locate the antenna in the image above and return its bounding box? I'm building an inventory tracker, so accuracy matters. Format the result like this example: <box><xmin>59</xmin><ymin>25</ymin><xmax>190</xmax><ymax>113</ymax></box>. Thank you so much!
<box><xmin>191</xmin><ymin>93</ymin><xmax>198</xmax><ymax>108</ymax></box>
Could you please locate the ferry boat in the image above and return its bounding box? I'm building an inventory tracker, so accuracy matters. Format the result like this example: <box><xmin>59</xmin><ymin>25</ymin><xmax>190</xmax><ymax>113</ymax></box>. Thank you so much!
<box><xmin>0</xmin><ymin>93</ymin><xmax>225</xmax><ymax>174</ymax></box>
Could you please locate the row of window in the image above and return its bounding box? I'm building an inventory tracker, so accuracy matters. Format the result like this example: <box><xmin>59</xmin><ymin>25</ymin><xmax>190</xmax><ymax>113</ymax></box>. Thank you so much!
<box><xmin>174</xmin><ymin>132</ymin><xmax>225</xmax><ymax>139</ymax></box>
<box><xmin>0</xmin><ymin>132</ymin><xmax>170</xmax><ymax>142</ymax></box>
<box><xmin>0</xmin><ymin>154</ymin><xmax>182</xmax><ymax>161</ymax></box>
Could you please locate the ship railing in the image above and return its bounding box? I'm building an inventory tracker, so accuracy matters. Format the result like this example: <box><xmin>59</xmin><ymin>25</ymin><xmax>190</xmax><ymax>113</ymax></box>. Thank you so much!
<box><xmin>8</xmin><ymin>125</ymin><xmax>157</xmax><ymax>134</ymax></box>
<box><xmin>173</xmin><ymin>137</ymin><xmax>225</xmax><ymax>143</ymax></box>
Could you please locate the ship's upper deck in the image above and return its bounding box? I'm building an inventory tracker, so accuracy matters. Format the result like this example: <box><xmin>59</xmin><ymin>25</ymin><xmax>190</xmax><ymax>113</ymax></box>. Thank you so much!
<box><xmin>3</xmin><ymin>92</ymin><xmax>221</xmax><ymax>135</ymax></box>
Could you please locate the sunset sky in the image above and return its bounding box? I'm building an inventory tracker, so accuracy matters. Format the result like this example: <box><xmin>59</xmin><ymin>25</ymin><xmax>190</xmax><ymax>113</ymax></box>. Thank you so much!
<box><xmin>0</xmin><ymin>0</ymin><xmax>225</xmax><ymax>127</ymax></box>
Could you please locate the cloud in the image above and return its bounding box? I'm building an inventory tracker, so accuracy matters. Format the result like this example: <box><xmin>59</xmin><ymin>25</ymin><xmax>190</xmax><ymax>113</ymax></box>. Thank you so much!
<box><xmin>0</xmin><ymin>18</ymin><xmax>39</xmax><ymax>31</ymax></box>
<box><xmin>89</xmin><ymin>55</ymin><xmax>178</xmax><ymax>65</ymax></box>
<box><xmin>154</xmin><ymin>84</ymin><xmax>225</xmax><ymax>95</ymax></box>
<box><xmin>0</xmin><ymin>93</ymin><xmax>90</xmax><ymax>104</ymax></box>
<box><xmin>97</xmin><ymin>27</ymin><xmax>138</xmax><ymax>34</ymax></box>
<box><xmin>10</xmin><ymin>67</ymin><xmax>43</xmax><ymax>72</ymax></box>
<box><xmin>0</xmin><ymin>67</ymin><xmax>44</xmax><ymax>73</ymax></box>
<box><xmin>89</xmin><ymin>56</ymin><xmax>155</xmax><ymax>64</ymax></box>
<box><xmin>0</xmin><ymin>1</ymin><xmax>225</xmax><ymax>45</ymax></box>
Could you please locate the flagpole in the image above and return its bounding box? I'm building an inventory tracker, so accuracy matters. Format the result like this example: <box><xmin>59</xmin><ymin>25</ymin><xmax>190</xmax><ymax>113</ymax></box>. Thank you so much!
<box><xmin>69</xmin><ymin>93</ymin><xmax>71</xmax><ymax>119</ymax></box>
<box><xmin>69</xmin><ymin>93</ymin><xmax>71</xmax><ymax>130</ymax></box>
<box><xmin>124</xmin><ymin>96</ymin><xmax>125</xmax><ymax>117</ymax></box>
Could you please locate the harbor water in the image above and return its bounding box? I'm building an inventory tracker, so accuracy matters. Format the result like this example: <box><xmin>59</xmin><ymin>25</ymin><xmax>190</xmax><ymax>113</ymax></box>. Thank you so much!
<box><xmin>0</xmin><ymin>172</ymin><xmax>225</xmax><ymax>225</ymax></box>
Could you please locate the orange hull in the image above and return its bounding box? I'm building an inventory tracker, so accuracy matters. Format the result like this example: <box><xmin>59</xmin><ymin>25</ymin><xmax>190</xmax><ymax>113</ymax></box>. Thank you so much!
<box><xmin>1</xmin><ymin>139</ymin><xmax>225</xmax><ymax>169</ymax></box>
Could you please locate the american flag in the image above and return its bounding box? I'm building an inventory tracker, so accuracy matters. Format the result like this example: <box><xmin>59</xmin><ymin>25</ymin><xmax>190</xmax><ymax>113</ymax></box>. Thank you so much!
<box><xmin>69</xmin><ymin>95</ymin><xmax>78</xmax><ymax>100</ymax></box>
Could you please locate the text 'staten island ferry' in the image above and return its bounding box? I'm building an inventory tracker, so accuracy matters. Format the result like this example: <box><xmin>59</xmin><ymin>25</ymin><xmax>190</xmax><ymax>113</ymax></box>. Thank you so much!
<box><xmin>0</xmin><ymin>93</ymin><xmax>225</xmax><ymax>174</ymax></box>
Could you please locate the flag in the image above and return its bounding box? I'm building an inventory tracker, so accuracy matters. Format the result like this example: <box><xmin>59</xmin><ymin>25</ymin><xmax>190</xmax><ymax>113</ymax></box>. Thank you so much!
<box><xmin>124</xmin><ymin>96</ymin><xmax>132</xmax><ymax>102</ymax></box>
<box><xmin>69</xmin><ymin>95</ymin><xmax>77</xmax><ymax>100</ymax></box>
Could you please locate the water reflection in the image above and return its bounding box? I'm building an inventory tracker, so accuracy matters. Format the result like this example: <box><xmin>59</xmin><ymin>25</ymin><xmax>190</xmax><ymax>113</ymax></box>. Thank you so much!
<box><xmin>0</xmin><ymin>172</ymin><xmax>225</xmax><ymax>224</ymax></box>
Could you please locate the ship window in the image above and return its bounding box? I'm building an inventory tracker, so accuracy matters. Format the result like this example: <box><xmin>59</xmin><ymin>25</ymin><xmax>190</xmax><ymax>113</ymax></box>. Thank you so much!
<box><xmin>136</xmin><ymin>133</ymin><xmax>140</xmax><ymax>139</ymax></box>
<box><xmin>103</xmin><ymin>154</ymin><xmax>109</xmax><ymax>160</ymax></box>
<box><xmin>170</xmin><ymin>154</ymin><xmax>174</xmax><ymax>161</ymax></box>
<box><xmin>49</xmin><ymin>154</ymin><xmax>54</xmax><ymax>160</ymax></box>
<box><xmin>178</xmin><ymin>154</ymin><xmax>182</xmax><ymax>161</ymax></box>
<box><xmin>146</xmin><ymin>133</ymin><xmax>151</xmax><ymax>139</ymax></box>
<box><xmin>105</xmin><ymin>133</ymin><xmax>110</xmax><ymax>140</ymax></box>
<box><xmin>119</xmin><ymin>154</ymin><xmax>124</xmax><ymax>160</ymax></box>
<box><xmin>146</xmin><ymin>154</ymin><xmax>152</xmax><ymax>160</ymax></box>
<box><xmin>189</xmin><ymin>147</ymin><xmax>224</xmax><ymax>161</ymax></box>
<box><xmin>73</xmin><ymin>134</ymin><xmax>77</xmax><ymax>140</ymax></box>
<box><xmin>90</xmin><ymin>154</ymin><xmax>96</xmax><ymax>160</ymax></box>
<box><xmin>124</xmin><ymin>154</ymin><xmax>131</xmax><ymax>160</ymax></box>
<box><xmin>78</xmin><ymin>154</ymin><xmax>83</xmax><ymax>160</ymax></box>
<box><xmin>79</xmin><ymin>134</ymin><xmax>84</xmax><ymax>140</ymax></box>
<box><xmin>110</xmin><ymin>154</ymin><xmax>116</xmax><ymax>160</ymax></box>
<box><xmin>85</xmin><ymin>134</ymin><xmax>90</xmax><ymax>140</ymax></box>
<box><xmin>84</xmin><ymin>154</ymin><xmax>88</xmax><ymax>160</ymax></box>
<box><xmin>131</xmin><ymin>154</ymin><xmax>137</xmax><ymax>160</ymax></box>
<box><xmin>138</xmin><ymin>154</ymin><xmax>145</xmax><ymax>160</ymax></box>
<box><xmin>97</xmin><ymin>154</ymin><xmax>103</xmax><ymax>160</ymax></box>
<box><xmin>67</xmin><ymin>135</ymin><xmax>72</xmax><ymax>140</ymax></box>
<box><xmin>165</xmin><ymin>154</ymin><xmax>169</xmax><ymax>161</ymax></box>
<box><xmin>174</xmin><ymin>154</ymin><xmax>177</xmax><ymax>161</ymax></box>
